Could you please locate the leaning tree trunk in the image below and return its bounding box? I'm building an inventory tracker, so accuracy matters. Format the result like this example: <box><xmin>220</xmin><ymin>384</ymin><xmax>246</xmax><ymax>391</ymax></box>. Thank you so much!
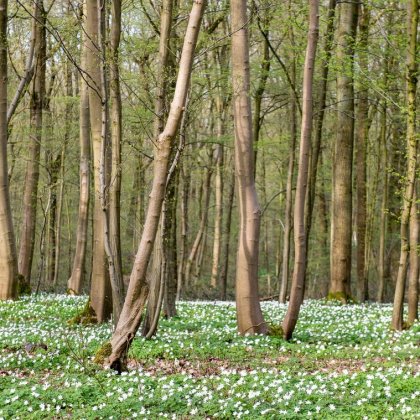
<box><xmin>18</xmin><ymin>0</ymin><xmax>46</xmax><ymax>288</ymax></box>
<box><xmin>329</xmin><ymin>0</ymin><xmax>358</xmax><ymax>301</ymax></box>
<box><xmin>355</xmin><ymin>4</ymin><xmax>370</xmax><ymax>302</ymax></box>
<box><xmin>391</xmin><ymin>0</ymin><xmax>418</xmax><ymax>331</ymax></box>
<box><xmin>281</xmin><ymin>0</ymin><xmax>319</xmax><ymax>340</ymax></box>
<box><xmin>142</xmin><ymin>0</ymin><xmax>175</xmax><ymax>336</ymax></box>
<box><xmin>86</xmin><ymin>0</ymin><xmax>112</xmax><ymax>323</ymax></box>
<box><xmin>231</xmin><ymin>0</ymin><xmax>266</xmax><ymax>335</ymax></box>
<box><xmin>108</xmin><ymin>0</ymin><xmax>206</xmax><ymax>372</ymax></box>
<box><xmin>0</xmin><ymin>0</ymin><xmax>18</xmax><ymax>300</ymax></box>
<box><xmin>68</xmin><ymin>7</ymin><xmax>90</xmax><ymax>295</ymax></box>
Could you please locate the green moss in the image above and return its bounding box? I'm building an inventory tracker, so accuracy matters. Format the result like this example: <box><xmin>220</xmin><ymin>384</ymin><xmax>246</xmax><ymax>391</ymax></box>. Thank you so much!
<box><xmin>268</xmin><ymin>323</ymin><xmax>284</xmax><ymax>338</ymax></box>
<box><xmin>93</xmin><ymin>342</ymin><xmax>112</xmax><ymax>365</ymax></box>
<box><xmin>326</xmin><ymin>291</ymin><xmax>357</xmax><ymax>304</ymax></box>
<box><xmin>68</xmin><ymin>299</ymin><xmax>97</xmax><ymax>325</ymax></box>
<box><xmin>17</xmin><ymin>274</ymin><xmax>31</xmax><ymax>296</ymax></box>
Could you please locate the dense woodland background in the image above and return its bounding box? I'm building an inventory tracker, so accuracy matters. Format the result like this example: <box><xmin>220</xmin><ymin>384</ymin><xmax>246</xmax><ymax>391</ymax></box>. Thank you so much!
<box><xmin>0</xmin><ymin>0</ymin><xmax>418</xmax><ymax>334</ymax></box>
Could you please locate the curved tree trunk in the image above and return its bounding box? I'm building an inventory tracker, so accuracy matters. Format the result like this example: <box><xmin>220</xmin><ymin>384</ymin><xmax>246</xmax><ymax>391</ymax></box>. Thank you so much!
<box><xmin>391</xmin><ymin>0</ymin><xmax>418</xmax><ymax>331</ymax></box>
<box><xmin>231</xmin><ymin>0</ymin><xmax>266</xmax><ymax>335</ymax></box>
<box><xmin>329</xmin><ymin>0</ymin><xmax>358</xmax><ymax>301</ymax></box>
<box><xmin>407</xmin><ymin>188</ymin><xmax>418</xmax><ymax>324</ymax></box>
<box><xmin>0</xmin><ymin>0</ymin><xmax>18</xmax><ymax>300</ymax></box>
<box><xmin>108</xmin><ymin>0</ymin><xmax>206</xmax><ymax>371</ymax></box>
<box><xmin>282</xmin><ymin>0</ymin><xmax>319</xmax><ymax>340</ymax></box>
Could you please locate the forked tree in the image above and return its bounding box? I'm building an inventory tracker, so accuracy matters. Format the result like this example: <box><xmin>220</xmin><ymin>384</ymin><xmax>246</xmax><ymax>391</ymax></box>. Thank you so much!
<box><xmin>231</xmin><ymin>0</ymin><xmax>266</xmax><ymax>335</ymax></box>
<box><xmin>281</xmin><ymin>0</ymin><xmax>319</xmax><ymax>340</ymax></box>
<box><xmin>107</xmin><ymin>0</ymin><xmax>206</xmax><ymax>371</ymax></box>
<box><xmin>0</xmin><ymin>0</ymin><xmax>18</xmax><ymax>300</ymax></box>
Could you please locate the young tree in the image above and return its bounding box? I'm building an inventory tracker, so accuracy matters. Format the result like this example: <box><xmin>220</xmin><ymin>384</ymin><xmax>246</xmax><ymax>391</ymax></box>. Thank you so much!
<box><xmin>281</xmin><ymin>0</ymin><xmax>319</xmax><ymax>340</ymax></box>
<box><xmin>355</xmin><ymin>4</ymin><xmax>370</xmax><ymax>302</ymax></box>
<box><xmin>392</xmin><ymin>0</ymin><xmax>418</xmax><ymax>330</ymax></box>
<box><xmin>18</xmin><ymin>0</ymin><xmax>47</xmax><ymax>287</ymax></box>
<box><xmin>0</xmin><ymin>0</ymin><xmax>18</xmax><ymax>300</ymax></box>
<box><xmin>68</xmin><ymin>3</ymin><xmax>90</xmax><ymax>295</ymax></box>
<box><xmin>329</xmin><ymin>0</ymin><xmax>358</xmax><ymax>301</ymax></box>
<box><xmin>231</xmin><ymin>0</ymin><xmax>266</xmax><ymax>335</ymax></box>
<box><xmin>107</xmin><ymin>0</ymin><xmax>206</xmax><ymax>371</ymax></box>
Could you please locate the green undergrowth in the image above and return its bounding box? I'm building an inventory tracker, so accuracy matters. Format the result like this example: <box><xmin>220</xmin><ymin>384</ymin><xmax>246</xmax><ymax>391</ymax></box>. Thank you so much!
<box><xmin>0</xmin><ymin>294</ymin><xmax>418</xmax><ymax>419</ymax></box>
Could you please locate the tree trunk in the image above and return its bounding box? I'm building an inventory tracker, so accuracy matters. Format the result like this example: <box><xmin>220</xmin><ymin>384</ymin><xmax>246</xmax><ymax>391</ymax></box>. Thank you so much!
<box><xmin>329</xmin><ymin>0</ymin><xmax>358</xmax><ymax>301</ymax></box>
<box><xmin>279</xmin><ymin>82</ymin><xmax>296</xmax><ymax>304</ymax></box>
<box><xmin>185</xmin><ymin>167</ymin><xmax>212</xmax><ymax>286</ymax></box>
<box><xmin>231</xmin><ymin>0</ymin><xmax>266</xmax><ymax>335</ymax></box>
<box><xmin>391</xmin><ymin>0</ymin><xmax>418</xmax><ymax>330</ymax></box>
<box><xmin>108</xmin><ymin>0</ymin><xmax>206</xmax><ymax>371</ymax></box>
<box><xmin>86</xmin><ymin>0</ymin><xmax>112</xmax><ymax>323</ymax></box>
<box><xmin>282</xmin><ymin>0</ymin><xmax>319</xmax><ymax>340</ymax></box>
<box><xmin>407</xmin><ymin>188</ymin><xmax>418</xmax><ymax>324</ymax></box>
<box><xmin>68</xmin><ymin>7</ymin><xmax>90</xmax><ymax>294</ymax></box>
<box><xmin>0</xmin><ymin>0</ymin><xmax>18</xmax><ymax>300</ymax></box>
<box><xmin>220</xmin><ymin>169</ymin><xmax>235</xmax><ymax>300</ymax></box>
<box><xmin>108</xmin><ymin>0</ymin><xmax>125</xmax><ymax>323</ymax></box>
<box><xmin>18</xmin><ymin>0</ymin><xmax>46</xmax><ymax>287</ymax></box>
<box><xmin>355</xmin><ymin>4</ymin><xmax>370</xmax><ymax>302</ymax></box>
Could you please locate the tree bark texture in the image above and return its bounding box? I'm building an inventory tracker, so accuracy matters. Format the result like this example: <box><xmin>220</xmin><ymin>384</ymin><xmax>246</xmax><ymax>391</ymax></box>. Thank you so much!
<box><xmin>329</xmin><ymin>0</ymin><xmax>358</xmax><ymax>301</ymax></box>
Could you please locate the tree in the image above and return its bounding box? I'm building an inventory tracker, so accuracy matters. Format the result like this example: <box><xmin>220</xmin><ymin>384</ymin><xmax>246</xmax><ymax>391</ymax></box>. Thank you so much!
<box><xmin>68</xmin><ymin>3</ymin><xmax>90</xmax><ymax>295</ymax></box>
<box><xmin>18</xmin><ymin>0</ymin><xmax>46</xmax><ymax>288</ymax></box>
<box><xmin>392</xmin><ymin>0</ymin><xmax>418</xmax><ymax>330</ymax></box>
<box><xmin>0</xmin><ymin>0</ymin><xmax>18</xmax><ymax>300</ymax></box>
<box><xmin>281</xmin><ymin>0</ymin><xmax>319</xmax><ymax>340</ymax></box>
<box><xmin>329</xmin><ymin>0</ymin><xmax>358</xmax><ymax>302</ymax></box>
<box><xmin>107</xmin><ymin>0</ymin><xmax>206</xmax><ymax>371</ymax></box>
<box><xmin>86</xmin><ymin>0</ymin><xmax>112</xmax><ymax>323</ymax></box>
<box><xmin>231</xmin><ymin>0</ymin><xmax>266</xmax><ymax>335</ymax></box>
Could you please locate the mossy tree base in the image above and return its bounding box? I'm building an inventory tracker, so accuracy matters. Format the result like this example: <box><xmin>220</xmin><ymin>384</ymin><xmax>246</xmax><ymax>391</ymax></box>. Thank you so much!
<box><xmin>93</xmin><ymin>342</ymin><xmax>112</xmax><ymax>365</ymax></box>
<box><xmin>326</xmin><ymin>291</ymin><xmax>357</xmax><ymax>304</ymax></box>
<box><xmin>17</xmin><ymin>274</ymin><xmax>31</xmax><ymax>296</ymax></box>
<box><xmin>68</xmin><ymin>299</ymin><xmax>97</xmax><ymax>325</ymax></box>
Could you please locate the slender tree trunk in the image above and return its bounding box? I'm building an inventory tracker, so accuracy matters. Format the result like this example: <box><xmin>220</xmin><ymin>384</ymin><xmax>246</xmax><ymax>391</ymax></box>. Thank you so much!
<box><xmin>219</xmin><ymin>169</ymin><xmax>235</xmax><ymax>300</ymax></box>
<box><xmin>185</xmin><ymin>167</ymin><xmax>212</xmax><ymax>286</ymax></box>
<box><xmin>68</xmin><ymin>8</ymin><xmax>90</xmax><ymax>294</ymax></box>
<box><xmin>377</xmin><ymin>71</ymin><xmax>389</xmax><ymax>302</ymax></box>
<box><xmin>329</xmin><ymin>0</ymin><xmax>358</xmax><ymax>301</ymax></box>
<box><xmin>87</xmin><ymin>0</ymin><xmax>112</xmax><ymax>323</ymax></box>
<box><xmin>18</xmin><ymin>0</ymin><xmax>46</xmax><ymax>287</ymax></box>
<box><xmin>142</xmin><ymin>0</ymin><xmax>175</xmax><ymax>336</ymax></box>
<box><xmin>279</xmin><ymin>83</ymin><xmax>296</xmax><ymax>303</ymax></box>
<box><xmin>108</xmin><ymin>0</ymin><xmax>125</xmax><ymax>322</ymax></box>
<box><xmin>407</xmin><ymin>188</ymin><xmax>418</xmax><ymax>324</ymax></box>
<box><xmin>0</xmin><ymin>0</ymin><xmax>18</xmax><ymax>300</ymax></box>
<box><xmin>355</xmin><ymin>4</ymin><xmax>370</xmax><ymax>302</ymax></box>
<box><xmin>177</xmin><ymin>164</ymin><xmax>190</xmax><ymax>299</ymax></box>
<box><xmin>231</xmin><ymin>0</ymin><xmax>266</xmax><ymax>335</ymax></box>
<box><xmin>282</xmin><ymin>0</ymin><xmax>319</xmax><ymax>340</ymax></box>
<box><xmin>108</xmin><ymin>0</ymin><xmax>206</xmax><ymax>371</ymax></box>
<box><xmin>391</xmin><ymin>0</ymin><xmax>418</xmax><ymax>330</ymax></box>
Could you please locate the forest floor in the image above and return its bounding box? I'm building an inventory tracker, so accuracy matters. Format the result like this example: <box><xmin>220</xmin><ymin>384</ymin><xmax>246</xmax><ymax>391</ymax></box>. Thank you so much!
<box><xmin>0</xmin><ymin>295</ymin><xmax>419</xmax><ymax>419</ymax></box>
